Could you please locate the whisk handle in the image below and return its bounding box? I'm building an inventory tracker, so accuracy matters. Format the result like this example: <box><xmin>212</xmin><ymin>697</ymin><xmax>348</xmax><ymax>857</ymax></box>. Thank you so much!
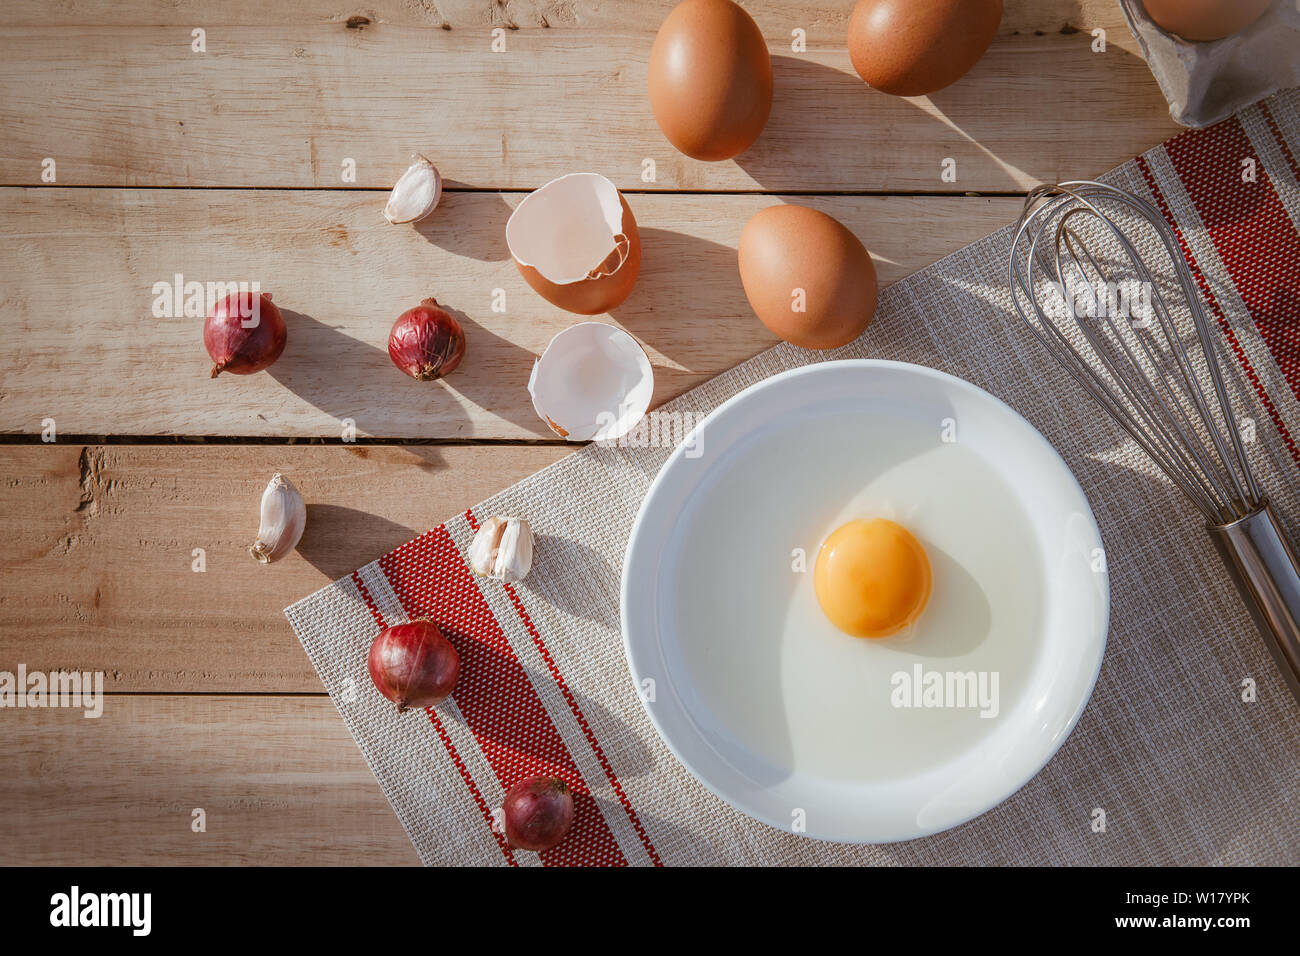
<box><xmin>1208</xmin><ymin>502</ymin><xmax>1300</xmax><ymax>706</ymax></box>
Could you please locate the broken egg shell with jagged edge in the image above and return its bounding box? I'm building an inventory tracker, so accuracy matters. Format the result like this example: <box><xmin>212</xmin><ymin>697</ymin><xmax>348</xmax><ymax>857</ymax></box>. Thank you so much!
<box><xmin>505</xmin><ymin>172</ymin><xmax>641</xmax><ymax>315</ymax></box>
<box><xmin>527</xmin><ymin>322</ymin><xmax>654</xmax><ymax>442</ymax></box>
<box><xmin>384</xmin><ymin>154</ymin><xmax>442</xmax><ymax>224</ymax></box>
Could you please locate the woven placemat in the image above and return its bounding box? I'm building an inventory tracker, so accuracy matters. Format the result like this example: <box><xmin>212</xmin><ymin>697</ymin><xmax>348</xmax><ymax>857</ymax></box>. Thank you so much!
<box><xmin>286</xmin><ymin>89</ymin><xmax>1300</xmax><ymax>866</ymax></box>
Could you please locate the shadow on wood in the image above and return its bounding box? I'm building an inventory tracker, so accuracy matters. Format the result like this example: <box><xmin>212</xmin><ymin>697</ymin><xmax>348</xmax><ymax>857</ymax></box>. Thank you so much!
<box><xmin>611</xmin><ymin>226</ymin><xmax>772</xmax><ymax>403</ymax></box>
<box><xmin>297</xmin><ymin>503</ymin><xmax>419</xmax><ymax>580</ymax></box>
<box><xmin>270</xmin><ymin>307</ymin><xmax>546</xmax><ymax>439</ymax></box>
<box><xmin>414</xmin><ymin>189</ymin><xmax>514</xmax><ymax>262</ymax></box>
<box><xmin>435</xmin><ymin>303</ymin><xmax>548</xmax><ymax>435</ymax></box>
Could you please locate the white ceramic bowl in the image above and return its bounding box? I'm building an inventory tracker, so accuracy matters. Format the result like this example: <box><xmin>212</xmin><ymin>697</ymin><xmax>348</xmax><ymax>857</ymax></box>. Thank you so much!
<box><xmin>621</xmin><ymin>360</ymin><xmax>1108</xmax><ymax>843</ymax></box>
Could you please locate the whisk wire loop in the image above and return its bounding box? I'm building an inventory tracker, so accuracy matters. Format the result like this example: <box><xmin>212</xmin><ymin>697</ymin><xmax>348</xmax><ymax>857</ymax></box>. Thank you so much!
<box><xmin>1009</xmin><ymin>180</ymin><xmax>1300</xmax><ymax>704</ymax></box>
<box><xmin>1008</xmin><ymin>180</ymin><xmax>1262</xmax><ymax>524</ymax></box>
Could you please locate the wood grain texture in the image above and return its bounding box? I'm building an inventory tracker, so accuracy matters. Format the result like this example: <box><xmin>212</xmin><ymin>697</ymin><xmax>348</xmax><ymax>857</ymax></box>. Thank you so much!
<box><xmin>0</xmin><ymin>0</ymin><xmax>1188</xmax><ymax>866</ymax></box>
<box><xmin>0</xmin><ymin>694</ymin><xmax>417</xmax><ymax>865</ymax></box>
<box><xmin>0</xmin><ymin>3</ymin><xmax>1175</xmax><ymax>190</ymax></box>
<box><xmin>0</xmin><ymin>189</ymin><xmax>1018</xmax><ymax>438</ymax></box>
<box><xmin>0</xmin><ymin>443</ymin><xmax>570</xmax><ymax>693</ymax></box>
<box><xmin>1</xmin><ymin>0</ymin><xmax>1132</xmax><ymax>35</ymax></box>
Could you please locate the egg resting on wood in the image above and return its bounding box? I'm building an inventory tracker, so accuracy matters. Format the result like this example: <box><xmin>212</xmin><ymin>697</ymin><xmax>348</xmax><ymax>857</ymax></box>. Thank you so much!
<box><xmin>848</xmin><ymin>0</ymin><xmax>1003</xmax><ymax>97</ymax></box>
<box><xmin>738</xmin><ymin>204</ymin><xmax>878</xmax><ymax>351</ymax></box>
<box><xmin>648</xmin><ymin>0</ymin><xmax>774</xmax><ymax>161</ymax></box>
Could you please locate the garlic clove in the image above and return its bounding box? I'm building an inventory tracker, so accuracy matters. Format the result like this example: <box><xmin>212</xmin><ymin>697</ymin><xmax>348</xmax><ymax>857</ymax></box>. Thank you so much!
<box><xmin>468</xmin><ymin>515</ymin><xmax>506</xmax><ymax>577</ymax></box>
<box><xmin>468</xmin><ymin>515</ymin><xmax>534</xmax><ymax>583</ymax></box>
<box><xmin>494</xmin><ymin>517</ymin><xmax>534</xmax><ymax>583</ymax></box>
<box><xmin>384</xmin><ymin>154</ymin><xmax>442</xmax><ymax>225</ymax></box>
<box><xmin>250</xmin><ymin>473</ymin><xmax>306</xmax><ymax>564</ymax></box>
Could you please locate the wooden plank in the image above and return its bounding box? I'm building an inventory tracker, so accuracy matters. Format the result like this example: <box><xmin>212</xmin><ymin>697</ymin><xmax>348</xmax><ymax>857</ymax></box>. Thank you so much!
<box><xmin>0</xmin><ymin>443</ymin><xmax>570</xmax><ymax>693</ymax></box>
<box><xmin>1</xmin><ymin>0</ymin><xmax>1132</xmax><ymax>37</ymax></box>
<box><xmin>0</xmin><ymin>189</ymin><xmax>1018</xmax><ymax>438</ymax></box>
<box><xmin>0</xmin><ymin>5</ymin><xmax>1175</xmax><ymax>190</ymax></box>
<box><xmin>0</xmin><ymin>694</ymin><xmax>415</xmax><ymax>865</ymax></box>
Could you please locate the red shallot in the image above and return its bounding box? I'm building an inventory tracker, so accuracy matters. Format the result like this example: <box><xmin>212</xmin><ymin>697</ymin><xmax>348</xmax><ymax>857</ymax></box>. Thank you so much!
<box><xmin>204</xmin><ymin>291</ymin><xmax>287</xmax><ymax>377</ymax></box>
<box><xmin>367</xmin><ymin>620</ymin><xmax>460</xmax><ymax>713</ymax></box>
<box><xmin>388</xmin><ymin>299</ymin><xmax>466</xmax><ymax>381</ymax></box>
<box><xmin>503</xmin><ymin>775</ymin><xmax>575</xmax><ymax>851</ymax></box>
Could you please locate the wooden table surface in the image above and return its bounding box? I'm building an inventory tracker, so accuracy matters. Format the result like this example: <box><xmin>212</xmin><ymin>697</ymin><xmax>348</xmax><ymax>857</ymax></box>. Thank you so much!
<box><xmin>0</xmin><ymin>0</ymin><xmax>1181</xmax><ymax>865</ymax></box>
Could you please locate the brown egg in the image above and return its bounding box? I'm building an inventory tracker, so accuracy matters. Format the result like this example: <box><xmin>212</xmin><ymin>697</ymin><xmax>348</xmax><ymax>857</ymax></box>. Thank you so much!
<box><xmin>1141</xmin><ymin>0</ymin><xmax>1272</xmax><ymax>42</ymax></box>
<box><xmin>738</xmin><ymin>205</ymin><xmax>878</xmax><ymax>350</ymax></box>
<box><xmin>648</xmin><ymin>0</ymin><xmax>773</xmax><ymax>161</ymax></box>
<box><xmin>848</xmin><ymin>0</ymin><xmax>1002</xmax><ymax>97</ymax></box>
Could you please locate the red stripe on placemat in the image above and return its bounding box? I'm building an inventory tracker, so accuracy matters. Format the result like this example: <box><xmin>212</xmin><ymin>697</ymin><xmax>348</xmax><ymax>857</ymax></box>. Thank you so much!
<box><xmin>422</xmin><ymin>707</ymin><xmax>517</xmax><ymax>866</ymax></box>
<box><xmin>1161</xmin><ymin>116</ymin><xmax>1300</xmax><ymax>409</ymax></box>
<box><xmin>500</xmin><ymin>582</ymin><xmax>665</xmax><ymax>866</ymax></box>
<box><xmin>351</xmin><ymin>569</ymin><xmax>517</xmax><ymax>866</ymax></box>
<box><xmin>351</xmin><ymin>571</ymin><xmax>385</xmax><ymax>627</ymax></box>
<box><xmin>464</xmin><ymin>509</ymin><xmax>662</xmax><ymax>864</ymax></box>
<box><xmin>379</xmin><ymin>526</ymin><xmax>628</xmax><ymax>867</ymax></box>
<box><xmin>1136</xmin><ymin>150</ymin><xmax>1300</xmax><ymax>472</ymax></box>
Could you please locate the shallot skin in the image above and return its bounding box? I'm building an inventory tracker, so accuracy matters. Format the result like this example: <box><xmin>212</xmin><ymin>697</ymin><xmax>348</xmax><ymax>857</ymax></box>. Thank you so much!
<box><xmin>503</xmin><ymin>775</ymin><xmax>575</xmax><ymax>852</ymax></box>
<box><xmin>204</xmin><ymin>291</ymin><xmax>287</xmax><ymax>377</ymax></box>
<box><xmin>367</xmin><ymin>620</ymin><xmax>460</xmax><ymax>713</ymax></box>
<box><xmin>388</xmin><ymin>299</ymin><xmax>466</xmax><ymax>381</ymax></box>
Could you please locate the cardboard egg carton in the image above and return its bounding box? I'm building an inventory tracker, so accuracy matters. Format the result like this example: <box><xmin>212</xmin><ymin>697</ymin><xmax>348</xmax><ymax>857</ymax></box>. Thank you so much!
<box><xmin>1120</xmin><ymin>0</ymin><xmax>1300</xmax><ymax>127</ymax></box>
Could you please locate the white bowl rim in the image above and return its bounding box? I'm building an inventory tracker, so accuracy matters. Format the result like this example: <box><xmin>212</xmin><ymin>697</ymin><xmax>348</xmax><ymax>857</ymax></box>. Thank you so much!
<box><xmin>620</xmin><ymin>358</ymin><xmax>1110</xmax><ymax>843</ymax></box>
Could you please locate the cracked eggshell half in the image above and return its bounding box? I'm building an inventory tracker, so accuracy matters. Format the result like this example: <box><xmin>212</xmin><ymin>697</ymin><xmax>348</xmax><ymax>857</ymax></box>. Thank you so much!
<box><xmin>528</xmin><ymin>322</ymin><xmax>654</xmax><ymax>442</ymax></box>
<box><xmin>506</xmin><ymin>173</ymin><xmax>641</xmax><ymax>315</ymax></box>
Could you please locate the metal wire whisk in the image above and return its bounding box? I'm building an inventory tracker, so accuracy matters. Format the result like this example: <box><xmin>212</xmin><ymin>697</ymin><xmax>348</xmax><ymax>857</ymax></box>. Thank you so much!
<box><xmin>1009</xmin><ymin>179</ymin><xmax>1300</xmax><ymax>704</ymax></box>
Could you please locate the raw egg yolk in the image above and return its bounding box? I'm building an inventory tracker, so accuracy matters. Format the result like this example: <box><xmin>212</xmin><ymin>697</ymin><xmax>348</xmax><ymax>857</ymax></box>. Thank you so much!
<box><xmin>814</xmin><ymin>519</ymin><xmax>931</xmax><ymax>638</ymax></box>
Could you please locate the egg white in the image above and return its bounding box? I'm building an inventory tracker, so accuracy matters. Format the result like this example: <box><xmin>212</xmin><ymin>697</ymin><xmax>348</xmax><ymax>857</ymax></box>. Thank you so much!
<box><xmin>669</xmin><ymin>408</ymin><xmax>1046</xmax><ymax>785</ymax></box>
